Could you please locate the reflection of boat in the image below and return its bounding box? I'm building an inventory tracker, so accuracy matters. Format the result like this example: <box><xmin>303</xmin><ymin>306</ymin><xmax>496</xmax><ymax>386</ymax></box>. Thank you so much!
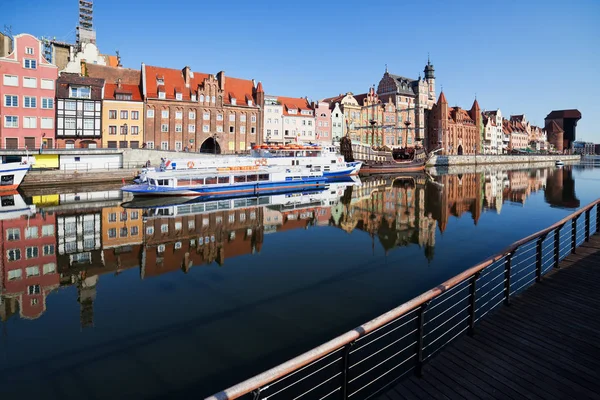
<box><xmin>555</xmin><ymin>160</ymin><xmax>564</xmax><ymax>167</ymax></box>
<box><xmin>0</xmin><ymin>161</ymin><xmax>31</xmax><ymax>191</ymax></box>
<box><xmin>123</xmin><ymin>165</ymin><xmax>327</xmax><ymax>197</ymax></box>
<box><xmin>0</xmin><ymin>190</ymin><xmax>36</xmax><ymax>220</ymax></box>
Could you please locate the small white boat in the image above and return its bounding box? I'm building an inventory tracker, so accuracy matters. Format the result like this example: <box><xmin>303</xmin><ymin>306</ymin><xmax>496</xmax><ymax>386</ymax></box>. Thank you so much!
<box><xmin>555</xmin><ymin>160</ymin><xmax>564</xmax><ymax>167</ymax></box>
<box><xmin>0</xmin><ymin>191</ymin><xmax>36</xmax><ymax>220</ymax></box>
<box><xmin>0</xmin><ymin>161</ymin><xmax>31</xmax><ymax>191</ymax></box>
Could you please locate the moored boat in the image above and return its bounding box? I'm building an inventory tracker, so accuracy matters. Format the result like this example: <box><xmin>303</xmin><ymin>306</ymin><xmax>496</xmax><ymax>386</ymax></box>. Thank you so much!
<box><xmin>0</xmin><ymin>190</ymin><xmax>36</xmax><ymax>220</ymax></box>
<box><xmin>123</xmin><ymin>165</ymin><xmax>327</xmax><ymax>197</ymax></box>
<box><xmin>0</xmin><ymin>161</ymin><xmax>31</xmax><ymax>191</ymax></box>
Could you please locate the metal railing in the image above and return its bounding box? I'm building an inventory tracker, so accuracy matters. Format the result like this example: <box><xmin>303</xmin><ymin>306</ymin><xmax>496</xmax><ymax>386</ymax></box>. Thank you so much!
<box><xmin>206</xmin><ymin>198</ymin><xmax>600</xmax><ymax>400</ymax></box>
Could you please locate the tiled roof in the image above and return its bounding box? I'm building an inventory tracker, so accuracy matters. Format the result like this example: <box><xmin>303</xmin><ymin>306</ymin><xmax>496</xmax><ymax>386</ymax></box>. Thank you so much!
<box><xmin>277</xmin><ymin>96</ymin><xmax>312</xmax><ymax>117</ymax></box>
<box><xmin>86</xmin><ymin>64</ymin><xmax>141</xmax><ymax>85</ymax></box>
<box><xmin>321</xmin><ymin>94</ymin><xmax>344</xmax><ymax>104</ymax></box>
<box><xmin>450</xmin><ymin>107</ymin><xmax>474</xmax><ymax>124</ymax></box>
<box><xmin>56</xmin><ymin>73</ymin><xmax>104</xmax><ymax>99</ymax></box>
<box><xmin>437</xmin><ymin>91</ymin><xmax>447</xmax><ymax>104</ymax></box>
<box><xmin>104</xmin><ymin>83</ymin><xmax>143</xmax><ymax>101</ymax></box>
<box><xmin>224</xmin><ymin>77</ymin><xmax>256</xmax><ymax>105</ymax></box>
<box><xmin>145</xmin><ymin>65</ymin><xmax>208</xmax><ymax>101</ymax></box>
<box><xmin>545</xmin><ymin>109</ymin><xmax>582</xmax><ymax>120</ymax></box>
<box><xmin>510</xmin><ymin>114</ymin><xmax>524</xmax><ymax>122</ymax></box>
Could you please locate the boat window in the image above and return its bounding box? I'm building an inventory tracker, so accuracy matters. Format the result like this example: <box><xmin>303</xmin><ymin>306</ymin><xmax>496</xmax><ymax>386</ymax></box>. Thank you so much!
<box><xmin>218</xmin><ymin>200</ymin><xmax>231</xmax><ymax>209</ymax></box>
<box><xmin>234</xmin><ymin>175</ymin><xmax>246</xmax><ymax>183</ymax></box>
<box><xmin>205</xmin><ymin>202</ymin><xmax>218</xmax><ymax>211</ymax></box>
<box><xmin>331</xmin><ymin>160</ymin><xmax>336</xmax><ymax>164</ymax></box>
<box><xmin>258</xmin><ymin>197</ymin><xmax>270</xmax><ymax>205</ymax></box>
<box><xmin>234</xmin><ymin>199</ymin><xmax>246</xmax><ymax>207</ymax></box>
<box><xmin>324</xmin><ymin>166</ymin><xmax>330</xmax><ymax>171</ymax></box>
<box><xmin>205</xmin><ymin>177</ymin><xmax>218</xmax><ymax>185</ymax></box>
<box><xmin>218</xmin><ymin>176</ymin><xmax>230</xmax><ymax>184</ymax></box>
<box><xmin>295</xmin><ymin>151</ymin><xmax>303</xmax><ymax>157</ymax></box>
<box><xmin>191</xmin><ymin>178</ymin><xmax>204</xmax><ymax>185</ymax></box>
<box><xmin>157</xmin><ymin>179</ymin><xmax>169</xmax><ymax>186</ymax></box>
<box><xmin>177</xmin><ymin>179</ymin><xmax>190</xmax><ymax>187</ymax></box>
<box><xmin>259</xmin><ymin>174</ymin><xmax>269</xmax><ymax>181</ymax></box>
<box><xmin>247</xmin><ymin>174</ymin><xmax>258</xmax><ymax>182</ymax></box>
<box><xmin>191</xmin><ymin>204</ymin><xmax>204</xmax><ymax>213</ymax></box>
<box><xmin>1</xmin><ymin>175</ymin><xmax>15</xmax><ymax>186</ymax></box>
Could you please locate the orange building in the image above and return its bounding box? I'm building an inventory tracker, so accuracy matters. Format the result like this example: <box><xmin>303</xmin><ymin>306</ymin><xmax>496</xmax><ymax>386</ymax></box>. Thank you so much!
<box><xmin>102</xmin><ymin>206</ymin><xmax>144</xmax><ymax>249</ymax></box>
<box><xmin>435</xmin><ymin>173</ymin><xmax>483</xmax><ymax>233</ymax></box>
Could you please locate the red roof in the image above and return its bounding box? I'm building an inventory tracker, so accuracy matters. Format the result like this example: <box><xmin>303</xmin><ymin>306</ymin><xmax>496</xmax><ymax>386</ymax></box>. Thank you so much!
<box><xmin>437</xmin><ymin>91</ymin><xmax>447</xmax><ymax>104</ymax></box>
<box><xmin>104</xmin><ymin>83</ymin><xmax>143</xmax><ymax>101</ymax></box>
<box><xmin>225</xmin><ymin>77</ymin><xmax>255</xmax><ymax>105</ymax></box>
<box><xmin>277</xmin><ymin>96</ymin><xmax>313</xmax><ymax>116</ymax></box>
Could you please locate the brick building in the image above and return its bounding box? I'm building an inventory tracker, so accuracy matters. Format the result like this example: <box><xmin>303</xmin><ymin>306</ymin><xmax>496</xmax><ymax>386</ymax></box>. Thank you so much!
<box><xmin>142</xmin><ymin>65</ymin><xmax>264</xmax><ymax>153</ymax></box>
<box><xmin>544</xmin><ymin>109</ymin><xmax>582</xmax><ymax>153</ymax></box>
<box><xmin>427</xmin><ymin>92</ymin><xmax>481</xmax><ymax>155</ymax></box>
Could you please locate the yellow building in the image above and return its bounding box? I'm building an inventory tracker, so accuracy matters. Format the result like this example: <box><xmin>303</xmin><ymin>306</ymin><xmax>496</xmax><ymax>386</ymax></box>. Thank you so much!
<box><xmin>84</xmin><ymin>62</ymin><xmax>144</xmax><ymax>149</ymax></box>
<box><xmin>101</xmin><ymin>206</ymin><xmax>144</xmax><ymax>249</ymax></box>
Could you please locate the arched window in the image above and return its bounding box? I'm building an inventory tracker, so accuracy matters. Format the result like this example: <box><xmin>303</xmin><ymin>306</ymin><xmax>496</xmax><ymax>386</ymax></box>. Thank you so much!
<box><xmin>211</xmin><ymin>96</ymin><xmax>216</xmax><ymax>103</ymax></box>
<box><xmin>199</xmin><ymin>95</ymin><xmax>205</xmax><ymax>103</ymax></box>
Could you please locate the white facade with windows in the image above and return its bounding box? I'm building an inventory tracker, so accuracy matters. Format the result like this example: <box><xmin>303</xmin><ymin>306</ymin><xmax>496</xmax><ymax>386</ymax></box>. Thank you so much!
<box><xmin>263</xmin><ymin>96</ymin><xmax>283</xmax><ymax>143</ymax></box>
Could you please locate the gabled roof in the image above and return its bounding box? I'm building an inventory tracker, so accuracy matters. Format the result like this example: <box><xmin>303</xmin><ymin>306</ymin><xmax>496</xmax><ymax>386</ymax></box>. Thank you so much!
<box><xmin>144</xmin><ymin>65</ymin><xmax>209</xmax><ymax>101</ymax></box>
<box><xmin>321</xmin><ymin>94</ymin><xmax>344</xmax><ymax>104</ymax></box>
<box><xmin>225</xmin><ymin>76</ymin><xmax>256</xmax><ymax>105</ymax></box>
<box><xmin>277</xmin><ymin>96</ymin><xmax>312</xmax><ymax>116</ymax></box>
<box><xmin>86</xmin><ymin>64</ymin><xmax>141</xmax><ymax>85</ymax></box>
<box><xmin>388</xmin><ymin>73</ymin><xmax>418</xmax><ymax>96</ymax></box>
<box><xmin>104</xmin><ymin>83</ymin><xmax>143</xmax><ymax>101</ymax></box>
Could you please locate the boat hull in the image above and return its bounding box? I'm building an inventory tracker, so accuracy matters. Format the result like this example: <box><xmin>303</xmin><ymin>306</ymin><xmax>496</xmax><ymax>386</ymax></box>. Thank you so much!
<box><xmin>0</xmin><ymin>163</ymin><xmax>30</xmax><ymax>191</ymax></box>
<box><xmin>123</xmin><ymin>178</ymin><xmax>328</xmax><ymax>197</ymax></box>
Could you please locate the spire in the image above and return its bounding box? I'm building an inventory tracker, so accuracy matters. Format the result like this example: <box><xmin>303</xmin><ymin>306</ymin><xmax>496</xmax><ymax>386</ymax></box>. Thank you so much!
<box><xmin>424</xmin><ymin>55</ymin><xmax>435</xmax><ymax>80</ymax></box>
<box><xmin>438</xmin><ymin>91</ymin><xmax>447</xmax><ymax>104</ymax></box>
<box><xmin>385</xmin><ymin>63</ymin><xmax>388</xmax><ymax>73</ymax></box>
<box><xmin>256</xmin><ymin>81</ymin><xmax>263</xmax><ymax>93</ymax></box>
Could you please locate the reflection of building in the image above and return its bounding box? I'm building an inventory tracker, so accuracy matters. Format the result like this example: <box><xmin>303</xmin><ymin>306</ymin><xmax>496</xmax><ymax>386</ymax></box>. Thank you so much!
<box><xmin>1</xmin><ymin>212</ymin><xmax>58</xmax><ymax>320</ymax></box>
<box><xmin>102</xmin><ymin>206</ymin><xmax>143</xmax><ymax>249</ymax></box>
<box><xmin>56</xmin><ymin>209</ymin><xmax>102</xmax><ymax>272</ymax></box>
<box><xmin>435</xmin><ymin>173</ymin><xmax>483</xmax><ymax>233</ymax></box>
<box><xmin>141</xmin><ymin>201</ymin><xmax>264</xmax><ymax>277</ymax></box>
<box><xmin>333</xmin><ymin>176</ymin><xmax>437</xmax><ymax>260</ymax></box>
<box><xmin>544</xmin><ymin>166</ymin><xmax>580</xmax><ymax>209</ymax></box>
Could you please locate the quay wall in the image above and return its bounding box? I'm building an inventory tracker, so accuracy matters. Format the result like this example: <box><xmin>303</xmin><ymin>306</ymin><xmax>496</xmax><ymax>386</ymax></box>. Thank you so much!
<box><xmin>427</xmin><ymin>159</ymin><xmax>579</xmax><ymax>176</ymax></box>
<box><xmin>21</xmin><ymin>169</ymin><xmax>139</xmax><ymax>188</ymax></box>
<box><xmin>427</xmin><ymin>154</ymin><xmax>580</xmax><ymax>166</ymax></box>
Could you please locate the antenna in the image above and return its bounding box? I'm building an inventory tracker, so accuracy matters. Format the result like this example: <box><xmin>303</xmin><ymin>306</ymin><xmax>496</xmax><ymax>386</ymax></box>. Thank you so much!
<box><xmin>3</xmin><ymin>25</ymin><xmax>13</xmax><ymax>38</ymax></box>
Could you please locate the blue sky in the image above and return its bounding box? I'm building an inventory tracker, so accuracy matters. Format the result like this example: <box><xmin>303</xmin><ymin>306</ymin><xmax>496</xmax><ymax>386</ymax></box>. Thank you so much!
<box><xmin>4</xmin><ymin>0</ymin><xmax>599</xmax><ymax>141</ymax></box>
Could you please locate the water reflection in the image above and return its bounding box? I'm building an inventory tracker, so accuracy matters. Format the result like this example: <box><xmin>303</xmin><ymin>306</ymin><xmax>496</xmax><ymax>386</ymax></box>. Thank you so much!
<box><xmin>0</xmin><ymin>166</ymin><xmax>584</xmax><ymax>326</ymax></box>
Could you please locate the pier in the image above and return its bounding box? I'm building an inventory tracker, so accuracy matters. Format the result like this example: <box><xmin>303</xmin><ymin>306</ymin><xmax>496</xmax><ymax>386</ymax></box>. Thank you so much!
<box><xmin>206</xmin><ymin>198</ymin><xmax>600</xmax><ymax>400</ymax></box>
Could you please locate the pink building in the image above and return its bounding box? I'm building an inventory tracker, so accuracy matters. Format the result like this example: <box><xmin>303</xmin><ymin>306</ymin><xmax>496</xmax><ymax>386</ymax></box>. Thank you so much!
<box><xmin>312</xmin><ymin>101</ymin><xmax>332</xmax><ymax>144</ymax></box>
<box><xmin>0</xmin><ymin>34</ymin><xmax>58</xmax><ymax>149</ymax></box>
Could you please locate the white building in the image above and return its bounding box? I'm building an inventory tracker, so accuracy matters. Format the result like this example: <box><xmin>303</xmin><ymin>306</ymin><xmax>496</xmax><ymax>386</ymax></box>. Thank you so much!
<box><xmin>263</xmin><ymin>95</ymin><xmax>283</xmax><ymax>144</ymax></box>
<box><xmin>482</xmin><ymin>110</ymin><xmax>503</xmax><ymax>155</ymax></box>
<box><xmin>330</xmin><ymin>102</ymin><xmax>345</xmax><ymax>141</ymax></box>
<box><xmin>279</xmin><ymin>96</ymin><xmax>315</xmax><ymax>144</ymax></box>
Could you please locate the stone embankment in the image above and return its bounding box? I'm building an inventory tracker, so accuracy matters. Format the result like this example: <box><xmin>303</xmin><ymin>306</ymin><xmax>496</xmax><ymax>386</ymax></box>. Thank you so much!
<box><xmin>427</xmin><ymin>159</ymin><xmax>578</xmax><ymax>176</ymax></box>
<box><xmin>21</xmin><ymin>168</ymin><xmax>140</xmax><ymax>188</ymax></box>
<box><xmin>427</xmin><ymin>154</ymin><xmax>580</xmax><ymax>166</ymax></box>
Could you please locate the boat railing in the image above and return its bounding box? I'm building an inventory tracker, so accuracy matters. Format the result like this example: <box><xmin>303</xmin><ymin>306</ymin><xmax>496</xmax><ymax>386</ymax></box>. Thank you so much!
<box><xmin>205</xmin><ymin>197</ymin><xmax>600</xmax><ymax>400</ymax></box>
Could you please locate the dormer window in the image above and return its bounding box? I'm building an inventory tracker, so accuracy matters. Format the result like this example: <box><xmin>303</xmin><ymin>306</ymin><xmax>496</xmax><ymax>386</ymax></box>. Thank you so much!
<box><xmin>247</xmin><ymin>100</ymin><xmax>253</xmax><ymax>106</ymax></box>
<box><xmin>158</xmin><ymin>92</ymin><xmax>166</xmax><ymax>99</ymax></box>
<box><xmin>70</xmin><ymin>86</ymin><xmax>91</xmax><ymax>99</ymax></box>
<box><xmin>231</xmin><ymin>98</ymin><xmax>237</xmax><ymax>105</ymax></box>
<box><xmin>288</xmin><ymin>109</ymin><xmax>297</xmax><ymax>115</ymax></box>
<box><xmin>176</xmin><ymin>92</ymin><xmax>182</xmax><ymax>101</ymax></box>
<box><xmin>116</xmin><ymin>93</ymin><xmax>132</xmax><ymax>100</ymax></box>
<box><xmin>156</xmin><ymin>77</ymin><xmax>164</xmax><ymax>85</ymax></box>
<box><xmin>199</xmin><ymin>95</ymin><xmax>204</xmax><ymax>102</ymax></box>
<box><xmin>191</xmin><ymin>94</ymin><xmax>197</xmax><ymax>102</ymax></box>
<box><xmin>301</xmin><ymin>110</ymin><xmax>312</xmax><ymax>116</ymax></box>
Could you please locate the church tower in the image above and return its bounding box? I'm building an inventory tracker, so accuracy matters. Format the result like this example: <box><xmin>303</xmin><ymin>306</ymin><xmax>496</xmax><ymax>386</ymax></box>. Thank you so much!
<box><xmin>424</xmin><ymin>57</ymin><xmax>435</xmax><ymax>102</ymax></box>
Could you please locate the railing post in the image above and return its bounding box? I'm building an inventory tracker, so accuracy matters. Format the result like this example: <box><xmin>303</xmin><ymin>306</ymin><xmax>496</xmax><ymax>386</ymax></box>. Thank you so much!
<box><xmin>571</xmin><ymin>218</ymin><xmax>577</xmax><ymax>254</ymax></box>
<box><xmin>415</xmin><ymin>302</ymin><xmax>429</xmax><ymax>377</ymax></box>
<box><xmin>341</xmin><ymin>342</ymin><xmax>354</xmax><ymax>400</ymax></box>
<box><xmin>554</xmin><ymin>226</ymin><xmax>561</xmax><ymax>268</ymax></box>
<box><xmin>504</xmin><ymin>251</ymin><xmax>514</xmax><ymax>306</ymax></box>
<box><xmin>536</xmin><ymin>235</ymin><xmax>546</xmax><ymax>282</ymax></box>
<box><xmin>468</xmin><ymin>272</ymin><xmax>481</xmax><ymax>336</ymax></box>
<box><xmin>585</xmin><ymin>209</ymin><xmax>591</xmax><ymax>242</ymax></box>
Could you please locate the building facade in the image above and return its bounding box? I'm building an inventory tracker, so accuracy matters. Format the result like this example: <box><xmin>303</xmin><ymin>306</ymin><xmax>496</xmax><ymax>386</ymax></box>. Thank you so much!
<box><xmin>330</xmin><ymin>102</ymin><xmax>344</xmax><ymax>141</ymax></box>
<box><xmin>313</xmin><ymin>101</ymin><xmax>331</xmax><ymax>144</ymax></box>
<box><xmin>263</xmin><ymin>95</ymin><xmax>283</xmax><ymax>143</ymax></box>
<box><xmin>101</xmin><ymin>206</ymin><xmax>143</xmax><ymax>249</ymax></box>
<box><xmin>143</xmin><ymin>65</ymin><xmax>264</xmax><ymax>153</ymax></box>
<box><xmin>322</xmin><ymin>93</ymin><xmax>361</xmax><ymax>141</ymax></box>
<box><xmin>56</xmin><ymin>73</ymin><xmax>103</xmax><ymax>148</ymax></box>
<box><xmin>482</xmin><ymin>110</ymin><xmax>503</xmax><ymax>154</ymax></box>
<box><xmin>0</xmin><ymin>33</ymin><xmax>58</xmax><ymax>149</ymax></box>
<box><xmin>427</xmin><ymin>92</ymin><xmax>481</xmax><ymax>155</ymax></box>
<box><xmin>355</xmin><ymin>87</ymin><xmax>384</xmax><ymax>146</ymax></box>
<box><xmin>278</xmin><ymin>96</ymin><xmax>315</xmax><ymax>144</ymax></box>
<box><xmin>375</xmin><ymin>60</ymin><xmax>436</xmax><ymax>149</ymax></box>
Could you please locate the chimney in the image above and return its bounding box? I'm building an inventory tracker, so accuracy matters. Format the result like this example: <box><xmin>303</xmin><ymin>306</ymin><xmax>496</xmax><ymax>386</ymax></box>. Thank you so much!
<box><xmin>183</xmin><ymin>66</ymin><xmax>191</xmax><ymax>88</ymax></box>
<box><xmin>117</xmin><ymin>78</ymin><xmax>122</xmax><ymax>89</ymax></box>
<box><xmin>80</xmin><ymin>60</ymin><xmax>87</xmax><ymax>76</ymax></box>
<box><xmin>217</xmin><ymin>71</ymin><xmax>225</xmax><ymax>91</ymax></box>
<box><xmin>252</xmin><ymin>78</ymin><xmax>256</xmax><ymax>87</ymax></box>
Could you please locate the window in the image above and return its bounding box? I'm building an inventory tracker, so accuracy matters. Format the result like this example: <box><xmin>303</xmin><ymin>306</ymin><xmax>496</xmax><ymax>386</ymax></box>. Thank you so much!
<box><xmin>131</xmin><ymin>211</ymin><xmax>139</xmax><ymax>220</ymax></box>
<box><xmin>120</xmin><ymin>110</ymin><xmax>128</xmax><ymax>119</ymax></box>
<box><xmin>84</xmin><ymin>119</ymin><xmax>94</xmax><ymax>130</ymax></box>
<box><xmin>84</xmin><ymin>102</ymin><xmax>94</xmax><ymax>111</ymax></box>
<box><xmin>7</xmin><ymin>249</ymin><xmax>21</xmax><ymax>261</ymax></box>
<box><xmin>108</xmin><ymin>212</ymin><xmax>117</xmax><ymax>222</ymax></box>
<box><xmin>217</xmin><ymin>125</ymin><xmax>223</xmax><ymax>133</ymax></box>
<box><xmin>240</xmin><ymin>114</ymin><xmax>246</xmax><ymax>122</ymax></box>
<box><xmin>199</xmin><ymin>95</ymin><xmax>205</xmax><ymax>102</ymax></box>
<box><xmin>42</xmin><ymin>98</ymin><xmax>53</xmax><ymax>109</ymax></box>
<box><xmin>65</xmin><ymin>118</ymin><xmax>76</xmax><ymax>129</ymax></box>
<box><xmin>42</xmin><ymin>224</ymin><xmax>54</xmax><ymax>236</ymax></box>
<box><xmin>251</xmin><ymin>115</ymin><xmax>256</xmax><ymax>122</ymax></box>
<box><xmin>28</xmin><ymin>285</ymin><xmax>40</xmax><ymax>295</ymax></box>
<box><xmin>240</xmin><ymin>126</ymin><xmax>246</xmax><ymax>134</ymax></box>
<box><xmin>176</xmin><ymin>93</ymin><xmax>182</xmax><ymax>100</ymax></box>
<box><xmin>24</xmin><ymin>96</ymin><xmax>37</xmax><ymax>108</ymax></box>
<box><xmin>131</xmin><ymin>111</ymin><xmax>139</xmax><ymax>120</ymax></box>
<box><xmin>131</xmin><ymin>126</ymin><xmax>139</xmax><ymax>135</ymax></box>
<box><xmin>70</xmin><ymin>86</ymin><xmax>91</xmax><ymax>98</ymax></box>
<box><xmin>251</xmin><ymin>127</ymin><xmax>256</xmax><ymax>134</ymax></box>
<box><xmin>188</xmin><ymin>220</ymin><xmax>195</xmax><ymax>230</ymax></box>
<box><xmin>161</xmin><ymin>110</ymin><xmax>169</xmax><ymax>118</ymax></box>
<box><xmin>25</xmin><ymin>226</ymin><xmax>38</xmax><ymax>239</ymax></box>
<box><xmin>120</xmin><ymin>227</ymin><xmax>128</xmax><ymax>237</ymax></box>
<box><xmin>229</xmin><ymin>114</ymin><xmax>235</xmax><ymax>122</ymax></box>
<box><xmin>24</xmin><ymin>59</ymin><xmax>37</xmax><ymax>69</ymax></box>
<box><xmin>26</xmin><ymin>246</ymin><xmax>39</xmax><ymax>259</ymax></box>
<box><xmin>131</xmin><ymin>226</ymin><xmax>139</xmax><ymax>236</ymax></box>
<box><xmin>146</xmin><ymin>226</ymin><xmax>154</xmax><ymax>235</ymax></box>
<box><xmin>146</xmin><ymin>141</ymin><xmax>154</xmax><ymax>149</ymax></box>
<box><xmin>3</xmin><ymin>75</ymin><xmax>18</xmax><ymax>86</ymax></box>
<box><xmin>158</xmin><ymin>92</ymin><xmax>166</xmax><ymax>99</ymax></box>
<box><xmin>202</xmin><ymin>112</ymin><xmax>210</xmax><ymax>121</ymax></box>
<box><xmin>41</xmin><ymin>79</ymin><xmax>54</xmax><ymax>90</ymax></box>
<box><xmin>7</xmin><ymin>228</ymin><xmax>20</xmax><ymax>241</ymax></box>
<box><xmin>161</xmin><ymin>224</ymin><xmax>168</xmax><ymax>233</ymax></box>
<box><xmin>175</xmin><ymin>141</ymin><xmax>182</xmax><ymax>151</ymax></box>
<box><xmin>23</xmin><ymin>117</ymin><xmax>37</xmax><ymax>129</ymax></box>
<box><xmin>161</xmin><ymin>124</ymin><xmax>169</xmax><ymax>132</ymax></box>
<box><xmin>147</xmin><ymin>109</ymin><xmax>154</xmax><ymax>118</ymax></box>
<box><xmin>203</xmin><ymin>125</ymin><xmax>209</xmax><ymax>133</ymax></box>
<box><xmin>65</xmin><ymin>100</ymin><xmax>76</xmax><ymax>110</ymax></box>
<box><xmin>43</xmin><ymin>244</ymin><xmax>55</xmax><ymax>256</ymax></box>
<box><xmin>120</xmin><ymin>125</ymin><xmax>128</xmax><ymax>134</ymax></box>
<box><xmin>188</xmin><ymin>124</ymin><xmax>196</xmax><ymax>133</ymax></box>
<box><xmin>217</xmin><ymin>114</ymin><xmax>223</xmax><ymax>121</ymax></box>
<box><xmin>212</xmin><ymin>96</ymin><xmax>216</xmax><ymax>103</ymax></box>
<box><xmin>43</xmin><ymin>263</ymin><xmax>56</xmax><ymax>275</ymax></box>
<box><xmin>229</xmin><ymin>126</ymin><xmax>234</xmax><ymax>133</ymax></box>
<box><xmin>109</xmin><ymin>126</ymin><xmax>117</xmax><ymax>135</ymax></box>
<box><xmin>231</xmin><ymin>98</ymin><xmax>237</xmax><ymax>105</ymax></box>
<box><xmin>4</xmin><ymin>95</ymin><xmax>18</xmax><ymax>107</ymax></box>
<box><xmin>8</xmin><ymin>269</ymin><xmax>22</xmax><ymax>280</ymax></box>
<box><xmin>161</xmin><ymin>141</ymin><xmax>168</xmax><ymax>150</ymax></box>
<box><xmin>175</xmin><ymin>111</ymin><xmax>182</xmax><ymax>119</ymax></box>
<box><xmin>175</xmin><ymin>124</ymin><xmax>182</xmax><ymax>132</ymax></box>
<box><xmin>273</xmin><ymin>129</ymin><xmax>278</xmax><ymax>135</ymax></box>
<box><xmin>191</xmin><ymin>94</ymin><xmax>197</xmax><ymax>101</ymax></box>
<box><xmin>109</xmin><ymin>110</ymin><xmax>117</xmax><ymax>119</ymax></box>
<box><xmin>26</xmin><ymin>266</ymin><xmax>40</xmax><ymax>277</ymax></box>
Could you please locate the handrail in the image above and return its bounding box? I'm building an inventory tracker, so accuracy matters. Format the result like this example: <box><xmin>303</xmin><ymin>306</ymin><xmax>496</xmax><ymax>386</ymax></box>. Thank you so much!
<box><xmin>206</xmin><ymin>197</ymin><xmax>600</xmax><ymax>400</ymax></box>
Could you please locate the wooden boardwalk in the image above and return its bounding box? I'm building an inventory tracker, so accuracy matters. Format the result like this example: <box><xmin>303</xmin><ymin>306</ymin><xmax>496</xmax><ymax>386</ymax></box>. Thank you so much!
<box><xmin>380</xmin><ymin>233</ymin><xmax>600</xmax><ymax>400</ymax></box>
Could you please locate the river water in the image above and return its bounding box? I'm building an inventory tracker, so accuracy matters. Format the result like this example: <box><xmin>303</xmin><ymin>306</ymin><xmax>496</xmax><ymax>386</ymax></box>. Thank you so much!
<box><xmin>0</xmin><ymin>161</ymin><xmax>599</xmax><ymax>399</ymax></box>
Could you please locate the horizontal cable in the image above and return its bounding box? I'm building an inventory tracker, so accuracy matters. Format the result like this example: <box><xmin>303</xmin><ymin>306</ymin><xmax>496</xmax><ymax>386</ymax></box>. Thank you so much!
<box><xmin>511</xmin><ymin>276</ymin><xmax>537</xmax><ymax>296</ymax></box>
<box><xmin>318</xmin><ymin>386</ymin><xmax>340</xmax><ymax>400</ymax></box>
<box><xmin>348</xmin><ymin>341</ymin><xmax>416</xmax><ymax>385</ymax></box>
<box><xmin>355</xmin><ymin>308</ymin><xmax>418</xmax><ymax>343</ymax></box>
<box><xmin>428</xmin><ymin>283</ymin><xmax>470</xmax><ymax>311</ymax></box>
<box><xmin>511</xmin><ymin>269</ymin><xmax>536</xmax><ymax>290</ymax></box>
<box><xmin>478</xmin><ymin>277</ymin><xmax>507</xmax><ymax>301</ymax></box>
<box><xmin>424</xmin><ymin>305</ymin><xmax>470</xmax><ymax>338</ymax></box>
<box><xmin>426</xmin><ymin>296</ymin><xmax>470</xmax><ymax>326</ymax></box>
<box><xmin>424</xmin><ymin>315</ymin><xmax>470</xmax><ymax>350</ymax></box>
<box><xmin>348</xmin><ymin>355</ymin><xmax>415</xmax><ymax>398</ymax></box>
<box><xmin>424</xmin><ymin>325</ymin><xmax>469</xmax><ymax>361</ymax></box>
<box><xmin>475</xmin><ymin>288</ymin><xmax>505</xmax><ymax>314</ymax></box>
<box><xmin>353</xmin><ymin>316</ymin><xmax>418</xmax><ymax>352</ymax></box>
<box><xmin>351</xmin><ymin>328</ymin><xmax>417</xmax><ymax>369</ymax></box>
<box><xmin>476</xmin><ymin>270</ymin><xmax>506</xmax><ymax>293</ymax></box>
<box><xmin>293</xmin><ymin>372</ymin><xmax>342</xmax><ymax>400</ymax></box>
<box><xmin>266</xmin><ymin>350</ymin><xmax>343</xmax><ymax>392</ymax></box>
<box><xmin>475</xmin><ymin>296</ymin><xmax>505</xmax><ymax>323</ymax></box>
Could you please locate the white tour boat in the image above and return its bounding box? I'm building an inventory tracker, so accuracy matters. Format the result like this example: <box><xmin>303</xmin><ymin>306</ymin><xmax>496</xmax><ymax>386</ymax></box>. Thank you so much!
<box><xmin>0</xmin><ymin>161</ymin><xmax>31</xmax><ymax>191</ymax></box>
